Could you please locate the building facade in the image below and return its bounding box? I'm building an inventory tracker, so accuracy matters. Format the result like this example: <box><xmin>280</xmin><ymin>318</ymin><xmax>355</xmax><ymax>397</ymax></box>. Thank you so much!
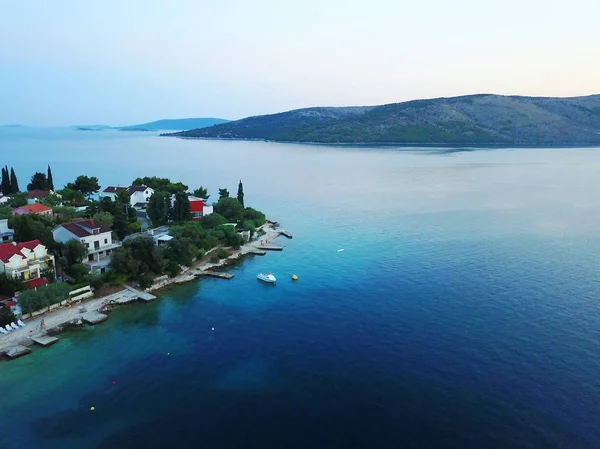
<box><xmin>11</xmin><ymin>203</ymin><xmax>53</xmax><ymax>216</ymax></box>
<box><xmin>53</xmin><ymin>219</ymin><xmax>121</xmax><ymax>274</ymax></box>
<box><xmin>0</xmin><ymin>219</ymin><xmax>14</xmax><ymax>242</ymax></box>
<box><xmin>0</xmin><ymin>240</ymin><xmax>55</xmax><ymax>284</ymax></box>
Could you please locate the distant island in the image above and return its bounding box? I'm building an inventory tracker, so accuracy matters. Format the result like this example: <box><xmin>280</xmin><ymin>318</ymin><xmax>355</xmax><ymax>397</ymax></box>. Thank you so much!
<box><xmin>161</xmin><ymin>94</ymin><xmax>600</xmax><ymax>145</ymax></box>
<box><xmin>119</xmin><ymin>117</ymin><xmax>230</xmax><ymax>131</ymax></box>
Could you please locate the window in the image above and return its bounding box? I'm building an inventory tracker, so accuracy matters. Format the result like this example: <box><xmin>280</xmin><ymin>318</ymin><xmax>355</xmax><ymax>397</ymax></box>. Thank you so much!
<box><xmin>104</xmin><ymin>239</ymin><xmax>108</xmax><ymax>244</ymax></box>
<box><xmin>94</xmin><ymin>241</ymin><xmax>100</xmax><ymax>250</ymax></box>
<box><xmin>85</xmin><ymin>243</ymin><xmax>90</xmax><ymax>248</ymax></box>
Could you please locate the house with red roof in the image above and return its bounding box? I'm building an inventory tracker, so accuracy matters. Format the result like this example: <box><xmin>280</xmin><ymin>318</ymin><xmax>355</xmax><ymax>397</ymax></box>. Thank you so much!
<box><xmin>186</xmin><ymin>195</ymin><xmax>213</xmax><ymax>220</ymax></box>
<box><xmin>0</xmin><ymin>240</ymin><xmax>55</xmax><ymax>287</ymax></box>
<box><xmin>52</xmin><ymin>219</ymin><xmax>121</xmax><ymax>274</ymax></box>
<box><xmin>11</xmin><ymin>203</ymin><xmax>53</xmax><ymax>216</ymax></box>
<box><xmin>26</xmin><ymin>190</ymin><xmax>49</xmax><ymax>204</ymax></box>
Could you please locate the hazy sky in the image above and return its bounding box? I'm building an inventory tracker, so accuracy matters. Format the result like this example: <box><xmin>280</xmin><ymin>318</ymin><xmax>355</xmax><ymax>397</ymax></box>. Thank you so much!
<box><xmin>1</xmin><ymin>0</ymin><xmax>599</xmax><ymax>126</ymax></box>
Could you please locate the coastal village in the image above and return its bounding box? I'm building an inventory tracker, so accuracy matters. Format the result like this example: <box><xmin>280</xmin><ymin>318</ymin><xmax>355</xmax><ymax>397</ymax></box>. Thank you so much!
<box><xmin>0</xmin><ymin>166</ymin><xmax>289</xmax><ymax>360</ymax></box>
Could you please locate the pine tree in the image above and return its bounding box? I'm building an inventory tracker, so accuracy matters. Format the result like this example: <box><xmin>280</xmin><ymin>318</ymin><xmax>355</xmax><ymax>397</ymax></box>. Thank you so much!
<box><xmin>237</xmin><ymin>180</ymin><xmax>244</xmax><ymax>208</ymax></box>
<box><xmin>9</xmin><ymin>167</ymin><xmax>19</xmax><ymax>193</ymax></box>
<box><xmin>47</xmin><ymin>165</ymin><xmax>54</xmax><ymax>191</ymax></box>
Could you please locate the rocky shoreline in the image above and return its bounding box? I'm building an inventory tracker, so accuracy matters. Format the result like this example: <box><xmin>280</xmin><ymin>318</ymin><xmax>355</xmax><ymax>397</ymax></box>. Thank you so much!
<box><xmin>0</xmin><ymin>222</ymin><xmax>285</xmax><ymax>360</ymax></box>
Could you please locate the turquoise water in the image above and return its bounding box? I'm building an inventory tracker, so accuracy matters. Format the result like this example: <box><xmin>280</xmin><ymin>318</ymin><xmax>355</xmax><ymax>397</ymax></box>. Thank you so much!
<box><xmin>1</xmin><ymin>128</ymin><xmax>600</xmax><ymax>448</ymax></box>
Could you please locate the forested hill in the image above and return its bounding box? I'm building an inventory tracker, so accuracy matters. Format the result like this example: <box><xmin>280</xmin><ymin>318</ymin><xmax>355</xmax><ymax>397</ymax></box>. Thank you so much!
<box><xmin>162</xmin><ymin>94</ymin><xmax>600</xmax><ymax>145</ymax></box>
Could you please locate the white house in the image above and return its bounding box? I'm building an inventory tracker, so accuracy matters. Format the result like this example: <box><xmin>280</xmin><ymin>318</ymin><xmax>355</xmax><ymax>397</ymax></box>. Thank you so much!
<box><xmin>0</xmin><ymin>194</ymin><xmax>10</xmax><ymax>205</ymax></box>
<box><xmin>0</xmin><ymin>219</ymin><xmax>14</xmax><ymax>242</ymax></box>
<box><xmin>53</xmin><ymin>219</ymin><xmax>121</xmax><ymax>274</ymax></box>
<box><xmin>0</xmin><ymin>240</ymin><xmax>55</xmax><ymax>287</ymax></box>
<box><xmin>128</xmin><ymin>185</ymin><xmax>154</xmax><ymax>209</ymax></box>
<box><xmin>100</xmin><ymin>185</ymin><xmax>155</xmax><ymax>209</ymax></box>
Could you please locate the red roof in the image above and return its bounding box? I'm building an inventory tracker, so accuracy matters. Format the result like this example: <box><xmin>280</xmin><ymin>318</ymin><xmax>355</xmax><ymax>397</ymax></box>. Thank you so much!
<box><xmin>14</xmin><ymin>203</ymin><xmax>52</xmax><ymax>214</ymax></box>
<box><xmin>103</xmin><ymin>186</ymin><xmax>128</xmax><ymax>193</ymax></box>
<box><xmin>1</xmin><ymin>300</ymin><xmax>17</xmax><ymax>307</ymax></box>
<box><xmin>0</xmin><ymin>240</ymin><xmax>43</xmax><ymax>263</ymax></box>
<box><xmin>25</xmin><ymin>190</ymin><xmax>49</xmax><ymax>199</ymax></box>
<box><xmin>26</xmin><ymin>278</ymin><xmax>49</xmax><ymax>289</ymax></box>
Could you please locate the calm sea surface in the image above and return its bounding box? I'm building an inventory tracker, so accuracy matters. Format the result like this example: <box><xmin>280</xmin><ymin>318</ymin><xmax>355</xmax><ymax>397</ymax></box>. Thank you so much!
<box><xmin>1</xmin><ymin>128</ymin><xmax>600</xmax><ymax>448</ymax></box>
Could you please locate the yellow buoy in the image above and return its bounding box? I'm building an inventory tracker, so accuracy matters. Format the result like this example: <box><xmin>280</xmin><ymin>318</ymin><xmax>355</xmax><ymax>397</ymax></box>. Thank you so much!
<box><xmin>292</xmin><ymin>274</ymin><xmax>298</xmax><ymax>281</ymax></box>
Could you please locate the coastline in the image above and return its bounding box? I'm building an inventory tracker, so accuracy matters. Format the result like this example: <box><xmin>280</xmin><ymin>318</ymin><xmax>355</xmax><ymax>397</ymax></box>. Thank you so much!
<box><xmin>0</xmin><ymin>222</ymin><xmax>284</xmax><ymax>358</ymax></box>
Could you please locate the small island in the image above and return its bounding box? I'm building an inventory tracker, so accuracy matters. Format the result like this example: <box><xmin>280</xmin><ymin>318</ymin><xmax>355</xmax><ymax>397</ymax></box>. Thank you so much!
<box><xmin>0</xmin><ymin>169</ymin><xmax>284</xmax><ymax>360</ymax></box>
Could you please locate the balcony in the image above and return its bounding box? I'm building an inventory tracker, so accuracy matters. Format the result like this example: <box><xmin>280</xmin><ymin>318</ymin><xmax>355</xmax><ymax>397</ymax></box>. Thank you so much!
<box><xmin>87</xmin><ymin>242</ymin><xmax>121</xmax><ymax>255</ymax></box>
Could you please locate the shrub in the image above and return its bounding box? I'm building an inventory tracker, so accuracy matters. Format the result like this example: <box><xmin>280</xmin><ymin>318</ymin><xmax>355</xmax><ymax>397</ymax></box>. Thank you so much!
<box><xmin>210</xmin><ymin>255</ymin><xmax>220</xmax><ymax>264</ymax></box>
<box><xmin>216</xmin><ymin>248</ymin><xmax>227</xmax><ymax>259</ymax></box>
<box><xmin>139</xmin><ymin>275</ymin><xmax>153</xmax><ymax>289</ymax></box>
<box><xmin>166</xmin><ymin>260</ymin><xmax>181</xmax><ymax>278</ymax></box>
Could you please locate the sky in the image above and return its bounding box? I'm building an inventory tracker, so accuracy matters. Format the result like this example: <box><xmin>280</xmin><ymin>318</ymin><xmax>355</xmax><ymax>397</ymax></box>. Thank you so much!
<box><xmin>1</xmin><ymin>0</ymin><xmax>599</xmax><ymax>126</ymax></box>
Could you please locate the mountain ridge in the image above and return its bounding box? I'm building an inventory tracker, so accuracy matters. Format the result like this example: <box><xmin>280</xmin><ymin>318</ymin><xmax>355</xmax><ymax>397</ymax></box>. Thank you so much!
<box><xmin>162</xmin><ymin>94</ymin><xmax>600</xmax><ymax>145</ymax></box>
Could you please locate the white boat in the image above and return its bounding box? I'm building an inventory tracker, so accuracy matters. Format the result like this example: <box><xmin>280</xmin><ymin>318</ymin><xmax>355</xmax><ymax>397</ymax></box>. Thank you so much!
<box><xmin>257</xmin><ymin>272</ymin><xmax>276</xmax><ymax>284</ymax></box>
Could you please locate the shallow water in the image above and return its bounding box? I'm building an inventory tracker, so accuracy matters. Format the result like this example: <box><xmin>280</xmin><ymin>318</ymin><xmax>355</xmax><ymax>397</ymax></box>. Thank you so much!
<box><xmin>1</xmin><ymin>129</ymin><xmax>600</xmax><ymax>448</ymax></box>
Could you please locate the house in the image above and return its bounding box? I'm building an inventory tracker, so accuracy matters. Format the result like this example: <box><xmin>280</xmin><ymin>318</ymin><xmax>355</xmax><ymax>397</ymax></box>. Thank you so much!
<box><xmin>100</xmin><ymin>185</ymin><xmax>155</xmax><ymax>209</ymax></box>
<box><xmin>53</xmin><ymin>219</ymin><xmax>121</xmax><ymax>274</ymax></box>
<box><xmin>11</xmin><ymin>203</ymin><xmax>53</xmax><ymax>216</ymax></box>
<box><xmin>187</xmin><ymin>195</ymin><xmax>214</xmax><ymax>220</ymax></box>
<box><xmin>128</xmin><ymin>186</ymin><xmax>154</xmax><ymax>209</ymax></box>
<box><xmin>0</xmin><ymin>240</ymin><xmax>55</xmax><ymax>288</ymax></box>
<box><xmin>0</xmin><ymin>194</ymin><xmax>9</xmax><ymax>204</ymax></box>
<box><xmin>26</xmin><ymin>190</ymin><xmax>50</xmax><ymax>204</ymax></box>
<box><xmin>0</xmin><ymin>219</ymin><xmax>14</xmax><ymax>242</ymax></box>
<box><xmin>124</xmin><ymin>226</ymin><xmax>172</xmax><ymax>247</ymax></box>
<box><xmin>99</xmin><ymin>186</ymin><xmax>128</xmax><ymax>202</ymax></box>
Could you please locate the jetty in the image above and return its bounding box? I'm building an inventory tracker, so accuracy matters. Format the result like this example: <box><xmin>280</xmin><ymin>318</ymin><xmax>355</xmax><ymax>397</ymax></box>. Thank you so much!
<box><xmin>31</xmin><ymin>335</ymin><xmax>59</xmax><ymax>347</ymax></box>
<box><xmin>2</xmin><ymin>345</ymin><xmax>31</xmax><ymax>359</ymax></box>
<box><xmin>201</xmin><ymin>271</ymin><xmax>234</xmax><ymax>280</ymax></box>
<box><xmin>279</xmin><ymin>230</ymin><xmax>293</xmax><ymax>239</ymax></box>
<box><xmin>257</xmin><ymin>245</ymin><xmax>284</xmax><ymax>251</ymax></box>
<box><xmin>249</xmin><ymin>249</ymin><xmax>267</xmax><ymax>256</ymax></box>
<box><xmin>82</xmin><ymin>311</ymin><xmax>108</xmax><ymax>325</ymax></box>
<box><xmin>123</xmin><ymin>284</ymin><xmax>157</xmax><ymax>302</ymax></box>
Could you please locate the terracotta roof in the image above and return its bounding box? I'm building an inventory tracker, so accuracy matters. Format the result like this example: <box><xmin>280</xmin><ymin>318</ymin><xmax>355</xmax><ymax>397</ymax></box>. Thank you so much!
<box><xmin>14</xmin><ymin>203</ymin><xmax>52</xmax><ymax>214</ymax></box>
<box><xmin>0</xmin><ymin>240</ymin><xmax>43</xmax><ymax>263</ymax></box>
<box><xmin>25</xmin><ymin>278</ymin><xmax>49</xmax><ymax>289</ymax></box>
<box><xmin>25</xmin><ymin>190</ymin><xmax>49</xmax><ymax>199</ymax></box>
<box><xmin>59</xmin><ymin>219</ymin><xmax>110</xmax><ymax>237</ymax></box>
<box><xmin>0</xmin><ymin>300</ymin><xmax>17</xmax><ymax>307</ymax></box>
<box><xmin>103</xmin><ymin>186</ymin><xmax>128</xmax><ymax>193</ymax></box>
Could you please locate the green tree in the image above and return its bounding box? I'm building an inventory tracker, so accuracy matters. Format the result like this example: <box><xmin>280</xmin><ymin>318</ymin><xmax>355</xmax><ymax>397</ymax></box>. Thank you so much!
<box><xmin>57</xmin><ymin>188</ymin><xmax>86</xmax><ymax>206</ymax></box>
<box><xmin>164</xmin><ymin>237</ymin><xmax>197</xmax><ymax>266</ymax></box>
<box><xmin>192</xmin><ymin>186</ymin><xmax>210</xmax><ymax>200</ymax></box>
<box><xmin>66</xmin><ymin>175</ymin><xmax>100</xmax><ymax>198</ymax></box>
<box><xmin>27</xmin><ymin>172</ymin><xmax>49</xmax><ymax>191</ymax></box>
<box><xmin>214</xmin><ymin>197</ymin><xmax>244</xmax><ymax>222</ymax></box>
<box><xmin>236</xmin><ymin>180</ymin><xmax>244</xmax><ymax>207</ymax></box>
<box><xmin>8</xmin><ymin>192</ymin><xmax>27</xmax><ymax>208</ymax></box>
<box><xmin>1</xmin><ymin>167</ymin><xmax>9</xmax><ymax>194</ymax></box>
<box><xmin>42</xmin><ymin>193</ymin><xmax>63</xmax><ymax>207</ymax></box>
<box><xmin>10</xmin><ymin>167</ymin><xmax>19</xmax><ymax>193</ymax></box>
<box><xmin>64</xmin><ymin>239</ymin><xmax>88</xmax><ymax>266</ymax></box>
<box><xmin>198</xmin><ymin>212</ymin><xmax>227</xmax><ymax>229</ymax></box>
<box><xmin>0</xmin><ymin>305</ymin><xmax>16</xmax><ymax>327</ymax></box>
<box><xmin>10</xmin><ymin>215</ymin><xmax>56</xmax><ymax>249</ymax></box>
<box><xmin>147</xmin><ymin>191</ymin><xmax>171</xmax><ymax>227</ymax></box>
<box><xmin>172</xmin><ymin>192</ymin><xmax>191</xmax><ymax>222</ymax></box>
<box><xmin>19</xmin><ymin>282</ymin><xmax>71</xmax><ymax>315</ymax></box>
<box><xmin>132</xmin><ymin>177</ymin><xmax>188</xmax><ymax>194</ymax></box>
<box><xmin>0</xmin><ymin>274</ymin><xmax>24</xmax><ymax>298</ymax></box>
<box><xmin>47</xmin><ymin>165</ymin><xmax>54</xmax><ymax>191</ymax></box>
<box><xmin>116</xmin><ymin>189</ymin><xmax>131</xmax><ymax>204</ymax></box>
<box><xmin>243</xmin><ymin>207</ymin><xmax>266</xmax><ymax>227</ymax></box>
<box><xmin>93</xmin><ymin>211</ymin><xmax>114</xmax><ymax>230</ymax></box>
<box><xmin>218</xmin><ymin>188</ymin><xmax>229</xmax><ymax>199</ymax></box>
<box><xmin>41</xmin><ymin>267</ymin><xmax>56</xmax><ymax>283</ymax></box>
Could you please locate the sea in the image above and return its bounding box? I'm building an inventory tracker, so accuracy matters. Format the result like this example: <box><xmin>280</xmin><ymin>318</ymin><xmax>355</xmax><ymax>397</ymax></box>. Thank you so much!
<box><xmin>0</xmin><ymin>127</ymin><xmax>600</xmax><ymax>449</ymax></box>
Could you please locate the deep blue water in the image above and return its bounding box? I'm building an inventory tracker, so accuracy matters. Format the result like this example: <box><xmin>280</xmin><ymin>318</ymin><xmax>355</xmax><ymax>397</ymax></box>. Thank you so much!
<box><xmin>1</xmin><ymin>128</ymin><xmax>600</xmax><ymax>448</ymax></box>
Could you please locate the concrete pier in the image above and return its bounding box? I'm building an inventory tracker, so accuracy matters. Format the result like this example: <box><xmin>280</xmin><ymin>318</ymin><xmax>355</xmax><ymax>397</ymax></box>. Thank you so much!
<box><xmin>201</xmin><ymin>271</ymin><xmax>234</xmax><ymax>279</ymax></box>
<box><xmin>279</xmin><ymin>230</ymin><xmax>293</xmax><ymax>239</ymax></box>
<box><xmin>82</xmin><ymin>311</ymin><xmax>108</xmax><ymax>325</ymax></box>
<box><xmin>31</xmin><ymin>335</ymin><xmax>59</xmax><ymax>347</ymax></box>
<box><xmin>3</xmin><ymin>345</ymin><xmax>31</xmax><ymax>359</ymax></box>
<box><xmin>257</xmin><ymin>245</ymin><xmax>284</xmax><ymax>251</ymax></box>
<box><xmin>249</xmin><ymin>249</ymin><xmax>267</xmax><ymax>256</ymax></box>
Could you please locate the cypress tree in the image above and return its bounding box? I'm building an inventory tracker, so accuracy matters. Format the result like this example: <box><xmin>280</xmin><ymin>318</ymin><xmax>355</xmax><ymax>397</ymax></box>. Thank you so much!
<box><xmin>47</xmin><ymin>165</ymin><xmax>54</xmax><ymax>191</ymax></box>
<box><xmin>10</xmin><ymin>167</ymin><xmax>19</xmax><ymax>193</ymax></box>
<box><xmin>236</xmin><ymin>180</ymin><xmax>244</xmax><ymax>208</ymax></box>
<box><xmin>1</xmin><ymin>167</ymin><xmax>7</xmax><ymax>194</ymax></box>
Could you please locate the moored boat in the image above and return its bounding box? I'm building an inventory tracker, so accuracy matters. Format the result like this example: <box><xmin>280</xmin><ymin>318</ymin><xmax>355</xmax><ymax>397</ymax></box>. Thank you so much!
<box><xmin>257</xmin><ymin>272</ymin><xmax>276</xmax><ymax>283</ymax></box>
